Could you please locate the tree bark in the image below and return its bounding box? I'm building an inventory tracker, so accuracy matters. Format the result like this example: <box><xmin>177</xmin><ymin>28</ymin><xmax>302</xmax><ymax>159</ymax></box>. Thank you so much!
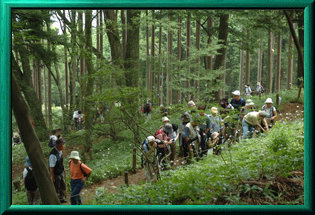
<box><xmin>267</xmin><ymin>31</ymin><xmax>274</xmax><ymax>94</ymax></box>
<box><xmin>121</xmin><ymin>10</ymin><xmax>127</xmax><ymax>59</ymax></box>
<box><xmin>158</xmin><ymin>24</ymin><xmax>163</xmax><ymax>105</ymax></box>
<box><xmin>213</xmin><ymin>14</ymin><xmax>229</xmax><ymax>101</ymax></box>
<box><xmin>151</xmin><ymin>10</ymin><xmax>155</xmax><ymax>103</ymax></box>
<box><xmin>12</xmin><ymin>47</ymin><xmax>48</xmax><ymax>141</ymax></box>
<box><xmin>145</xmin><ymin>10</ymin><xmax>151</xmax><ymax>93</ymax></box>
<box><xmin>176</xmin><ymin>15</ymin><xmax>182</xmax><ymax>104</ymax></box>
<box><xmin>257</xmin><ymin>37</ymin><xmax>263</xmax><ymax>83</ymax></box>
<box><xmin>166</xmin><ymin>12</ymin><xmax>173</xmax><ymax>105</ymax></box>
<box><xmin>12</xmin><ymin>74</ymin><xmax>60</xmax><ymax>205</ymax></box>
<box><xmin>185</xmin><ymin>13</ymin><xmax>191</xmax><ymax>100</ymax></box>
<box><xmin>239</xmin><ymin>40</ymin><xmax>244</xmax><ymax>94</ymax></box>
<box><xmin>287</xmin><ymin>27</ymin><xmax>294</xmax><ymax>90</ymax></box>
<box><xmin>70</xmin><ymin>10</ymin><xmax>77</xmax><ymax>109</ymax></box>
<box><xmin>205</xmin><ymin>17</ymin><xmax>213</xmax><ymax>70</ymax></box>
<box><xmin>195</xmin><ymin>19</ymin><xmax>201</xmax><ymax>101</ymax></box>
<box><xmin>276</xmin><ymin>32</ymin><xmax>282</xmax><ymax>93</ymax></box>
<box><xmin>245</xmin><ymin>30</ymin><xmax>251</xmax><ymax>86</ymax></box>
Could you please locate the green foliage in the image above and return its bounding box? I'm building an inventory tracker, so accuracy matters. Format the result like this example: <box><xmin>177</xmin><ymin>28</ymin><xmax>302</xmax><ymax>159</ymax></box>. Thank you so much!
<box><xmin>93</xmin><ymin>119</ymin><xmax>304</xmax><ymax>205</ymax></box>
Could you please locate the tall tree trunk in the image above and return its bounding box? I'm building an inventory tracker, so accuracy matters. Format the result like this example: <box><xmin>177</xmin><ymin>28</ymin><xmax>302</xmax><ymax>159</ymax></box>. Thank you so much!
<box><xmin>145</xmin><ymin>10</ymin><xmax>151</xmax><ymax>93</ymax></box>
<box><xmin>195</xmin><ymin>19</ymin><xmax>200</xmax><ymax>101</ymax></box>
<box><xmin>12</xmin><ymin>47</ymin><xmax>48</xmax><ymax>141</ymax></box>
<box><xmin>70</xmin><ymin>10</ymin><xmax>77</xmax><ymax>109</ymax></box>
<box><xmin>287</xmin><ymin>26</ymin><xmax>294</xmax><ymax>90</ymax></box>
<box><xmin>82</xmin><ymin>10</ymin><xmax>94</xmax><ymax>160</ymax></box>
<box><xmin>257</xmin><ymin>37</ymin><xmax>263</xmax><ymax>82</ymax></box>
<box><xmin>12</xmin><ymin>75</ymin><xmax>60</xmax><ymax>205</ymax></box>
<box><xmin>151</xmin><ymin>10</ymin><xmax>155</xmax><ymax>103</ymax></box>
<box><xmin>185</xmin><ymin>13</ymin><xmax>191</xmax><ymax>100</ymax></box>
<box><xmin>176</xmin><ymin>15</ymin><xmax>182</xmax><ymax>104</ymax></box>
<box><xmin>166</xmin><ymin>12</ymin><xmax>173</xmax><ymax>105</ymax></box>
<box><xmin>37</xmin><ymin>60</ymin><xmax>42</xmax><ymax>103</ymax></box>
<box><xmin>239</xmin><ymin>40</ymin><xmax>244</xmax><ymax>94</ymax></box>
<box><xmin>213</xmin><ymin>14</ymin><xmax>229</xmax><ymax>101</ymax></box>
<box><xmin>43</xmin><ymin>64</ymin><xmax>48</xmax><ymax>124</ymax></box>
<box><xmin>158</xmin><ymin>24</ymin><xmax>163</xmax><ymax>105</ymax></box>
<box><xmin>78</xmin><ymin>11</ymin><xmax>85</xmax><ymax>111</ymax></box>
<box><xmin>205</xmin><ymin>17</ymin><xmax>213</xmax><ymax>70</ymax></box>
<box><xmin>48</xmin><ymin>60</ymin><xmax>52</xmax><ymax>128</ymax></box>
<box><xmin>276</xmin><ymin>32</ymin><xmax>282</xmax><ymax>93</ymax></box>
<box><xmin>121</xmin><ymin>10</ymin><xmax>127</xmax><ymax>59</ymax></box>
<box><xmin>267</xmin><ymin>31</ymin><xmax>274</xmax><ymax>94</ymax></box>
<box><xmin>62</xmin><ymin>10</ymin><xmax>69</xmax><ymax>109</ymax></box>
<box><xmin>245</xmin><ymin>30</ymin><xmax>251</xmax><ymax>87</ymax></box>
<box><xmin>296</xmin><ymin>11</ymin><xmax>304</xmax><ymax>87</ymax></box>
<box><xmin>124</xmin><ymin>10</ymin><xmax>141</xmax><ymax>87</ymax></box>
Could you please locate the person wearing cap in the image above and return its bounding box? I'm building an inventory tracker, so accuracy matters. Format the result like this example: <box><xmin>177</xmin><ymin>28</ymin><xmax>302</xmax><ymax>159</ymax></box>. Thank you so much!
<box><xmin>163</xmin><ymin>122</ymin><xmax>179</xmax><ymax>165</ymax></box>
<box><xmin>160</xmin><ymin>104</ymin><xmax>170</xmax><ymax>117</ymax></box>
<box><xmin>230</xmin><ymin>90</ymin><xmax>246</xmax><ymax>110</ymax></box>
<box><xmin>197</xmin><ymin>105</ymin><xmax>211</xmax><ymax>157</ymax></box>
<box><xmin>68</xmin><ymin>151</ymin><xmax>92</xmax><ymax>205</ymax></box>
<box><xmin>242</xmin><ymin>111</ymin><xmax>269</xmax><ymax>139</ymax></box>
<box><xmin>49</xmin><ymin>138</ymin><xmax>67</xmax><ymax>203</ymax></box>
<box><xmin>179</xmin><ymin>112</ymin><xmax>191</xmax><ymax>157</ymax></box>
<box><xmin>262</xmin><ymin>98</ymin><xmax>277</xmax><ymax>127</ymax></box>
<box><xmin>142</xmin><ymin>136</ymin><xmax>158</xmax><ymax>182</ymax></box>
<box><xmin>23</xmin><ymin>156</ymin><xmax>41</xmax><ymax>205</ymax></box>
<box><xmin>208</xmin><ymin>107</ymin><xmax>223</xmax><ymax>153</ymax></box>
<box><xmin>241</xmin><ymin>99</ymin><xmax>256</xmax><ymax>116</ymax></box>
<box><xmin>245</xmin><ymin>84</ymin><xmax>252</xmax><ymax>97</ymax></box>
<box><xmin>182</xmin><ymin>114</ymin><xmax>201</xmax><ymax>163</ymax></box>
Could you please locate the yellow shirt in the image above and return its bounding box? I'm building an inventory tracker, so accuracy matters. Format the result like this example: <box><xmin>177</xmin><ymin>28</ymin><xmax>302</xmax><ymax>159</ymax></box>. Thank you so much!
<box><xmin>244</xmin><ymin>111</ymin><xmax>262</xmax><ymax>126</ymax></box>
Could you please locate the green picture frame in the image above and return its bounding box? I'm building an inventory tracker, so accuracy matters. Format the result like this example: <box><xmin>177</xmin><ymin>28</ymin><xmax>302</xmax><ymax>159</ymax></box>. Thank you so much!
<box><xmin>1</xmin><ymin>0</ymin><xmax>313</xmax><ymax>214</ymax></box>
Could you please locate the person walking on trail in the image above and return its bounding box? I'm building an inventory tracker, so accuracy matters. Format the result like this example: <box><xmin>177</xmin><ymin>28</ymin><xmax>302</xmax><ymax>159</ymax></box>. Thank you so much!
<box><xmin>163</xmin><ymin>122</ymin><xmax>179</xmax><ymax>166</ymax></box>
<box><xmin>78</xmin><ymin>111</ymin><xmax>84</xmax><ymax>130</ymax></box>
<box><xmin>255</xmin><ymin>82</ymin><xmax>264</xmax><ymax>99</ymax></box>
<box><xmin>73</xmin><ymin>110</ymin><xmax>79</xmax><ymax>129</ymax></box>
<box><xmin>245</xmin><ymin>84</ymin><xmax>252</xmax><ymax>97</ymax></box>
<box><xmin>49</xmin><ymin>138</ymin><xmax>67</xmax><ymax>203</ymax></box>
<box><xmin>182</xmin><ymin>115</ymin><xmax>201</xmax><ymax>163</ymax></box>
<box><xmin>262</xmin><ymin>98</ymin><xmax>278</xmax><ymax>128</ymax></box>
<box><xmin>68</xmin><ymin>151</ymin><xmax>92</xmax><ymax>205</ymax></box>
<box><xmin>230</xmin><ymin>90</ymin><xmax>246</xmax><ymax>110</ymax></box>
<box><xmin>242</xmin><ymin>111</ymin><xmax>269</xmax><ymax>139</ymax></box>
<box><xmin>142</xmin><ymin>100</ymin><xmax>152</xmax><ymax>122</ymax></box>
<box><xmin>142</xmin><ymin>136</ymin><xmax>158</xmax><ymax>183</ymax></box>
<box><xmin>23</xmin><ymin>156</ymin><xmax>40</xmax><ymax>205</ymax></box>
<box><xmin>179</xmin><ymin>112</ymin><xmax>191</xmax><ymax>157</ymax></box>
<box><xmin>197</xmin><ymin>105</ymin><xmax>211</xmax><ymax>157</ymax></box>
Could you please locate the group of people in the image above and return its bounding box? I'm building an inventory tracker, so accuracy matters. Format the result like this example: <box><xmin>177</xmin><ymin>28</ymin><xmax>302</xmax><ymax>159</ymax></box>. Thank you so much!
<box><xmin>142</xmin><ymin>89</ymin><xmax>278</xmax><ymax>183</ymax></box>
<box><xmin>23</xmin><ymin>133</ymin><xmax>92</xmax><ymax>205</ymax></box>
<box><xmin>244</xmin><ymin>81</ymin><xmax>265</xmax><ymax>98</ymax></box>
<box><xmin>73</xmin><ymin>110</ymin><xmax>84</xmax><ymax>130</ymax></box>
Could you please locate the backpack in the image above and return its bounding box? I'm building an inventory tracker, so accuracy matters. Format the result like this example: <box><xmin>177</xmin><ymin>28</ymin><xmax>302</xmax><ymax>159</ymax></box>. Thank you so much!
<box><xmin>24</xmin><ymin>167</ymin><xmax>37</xmax><ymax>191</ymax></box>
<box><xmin>80</xmin><ymin>163</ymin><xmax>88</xmax><ymax>177</ymax></box>
<box><xmin>262</xmin><ymin>105</ymin><xmax>274</xmax><ymax>117</ymax></box>
<box><xmin>143</xmin><ymin>103</ymin><xmax>151</xmax><ymax>113</ymax></box>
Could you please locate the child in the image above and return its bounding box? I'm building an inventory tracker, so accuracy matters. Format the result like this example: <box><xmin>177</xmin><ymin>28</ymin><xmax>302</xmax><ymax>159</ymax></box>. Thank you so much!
<box><xmin>68</xmin><ymin>151</ymin><xmax>92</xmax><ymax>205</ymax></box>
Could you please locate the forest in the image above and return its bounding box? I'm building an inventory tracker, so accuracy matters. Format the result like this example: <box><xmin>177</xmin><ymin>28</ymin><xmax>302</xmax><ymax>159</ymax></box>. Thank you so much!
<box><xmin>11</xmin><ymin>9</ymin><xmax>304</xmax><ymax>205</ymax></box>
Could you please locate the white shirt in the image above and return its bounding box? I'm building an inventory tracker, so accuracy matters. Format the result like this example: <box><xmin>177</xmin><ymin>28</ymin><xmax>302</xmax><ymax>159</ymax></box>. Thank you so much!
<box><xmin>49</xmin><ymin>147</ymin><xmax>63</xmax><ymax>167</ymax></box>
<box><xmin>23</xmin><ymin>167</ymin><xmax>32</xmax><ymax>179</ymax></box>
<box><xmin>73</xmin><ymin>111</ymin><xmax>79</xmax><ymax>119</ymax></box>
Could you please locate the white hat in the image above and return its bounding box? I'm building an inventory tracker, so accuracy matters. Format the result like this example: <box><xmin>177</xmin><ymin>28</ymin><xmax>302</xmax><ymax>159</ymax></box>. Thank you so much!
<box><xmin>211</xmin><ymin>107</ymin><xmax>218</xmax><ymax>114</ymax></box>
<box><xmin>265</xmin><ymin>98</ymin><xmax>273</xmax><ymax>104</ymax></box>
<box><xmin>146</xmin><ymin>136</ymin><xmax>155</xmax><ymax>143</ymax></box>
<box><xmin>246</xmin><ymin>99</ymin><xmax>254</xmax><ymax>106</ymax></box>
<box><xmin>162</xmin><ymin>116</ymin><xmax>170</xmax><ymax>123</ymax></box>
<box><xmin>69</xmin><ymin>151</ymin><xmax>81</xmax><ymax>160</ymax></box>
<box><xmin>211</xmin><ymin>132</ymin><xmax>219</xmax><ymax>139</ymax></box>
<box><xmin>187</xmin><ymin>100</ymin><xmax>196</xmax><ymax>108</ymax></box>
<box><xmin>232</xmin><ymin>90</ymin><xmax>240</xmax><ymax>96</ymax></box>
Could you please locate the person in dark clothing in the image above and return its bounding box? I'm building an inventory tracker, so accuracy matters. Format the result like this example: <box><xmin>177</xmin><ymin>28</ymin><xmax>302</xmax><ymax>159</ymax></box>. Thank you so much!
<box><xmin>49</xmin><ymin>138</ymin><xmax>67</xmax><ymax>203</ymax></box>
<box><xmin>160</xmin><ymin>105</ymin><xmax>170</xmax><ymax>116</ymax></box>
<box><xmin>230</xmin><ymin>90</ymin><xmax>246</xmax><ymax>110</ymax></box>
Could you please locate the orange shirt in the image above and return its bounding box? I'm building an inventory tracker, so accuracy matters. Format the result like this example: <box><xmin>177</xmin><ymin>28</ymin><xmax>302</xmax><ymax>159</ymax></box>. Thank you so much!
<box><xmin>69</xmin><ymin>160</ymin><xmax>92</xmax><ymax>180</ymax></box>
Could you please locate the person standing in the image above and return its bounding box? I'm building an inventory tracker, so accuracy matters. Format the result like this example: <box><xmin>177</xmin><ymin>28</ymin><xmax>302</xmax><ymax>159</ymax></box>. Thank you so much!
<box><xmin>182</xmin><ymin>115</ymin><xmax>201</xmax><ymax>163</ymax></box>
<box><xmin>197</xmin><ymin>105</ymin><xmax>211</xmax><ymax>157</ymax></box>
<box><xmin>23</xmin><ymin>156</ymin><xmax>40</xmax><ymax>205</ymax></box>
<box><xmin>142</xmin><ymin>136</ymin><xmax>158</xmax><ymax>183</ymax></box>
<box><xmin>179</xmin><ymin>112</ymin><xmax>191</xmax><ymax>157</ymax></box>
<box><xmin>245</xmin><ymin>84</ymin><xmax>252</xmax><ymax>97</ymax></box>
<box><xmin>68</xmin><ymin>151</ymin><xmax>92</xmax><ymax>205</ymax></box>
<box><xmin>255</xmin><ymin>82</ymin><xmax>264</xmax><ymax>99</ymax></box>
<box><xmin>208</xmin><ymin>107</ymin><xmax>224</xmax><ymax>155</ymax></box>
<box><xmin>262</xmin><ymin>98</ymin><xmax>278</xmax><ymax>128</ymax></box>
<box><xmin>230</xmin><ymin>90</ymin><xmax>246</xmax><ymax>110</ymax></box>
<box><xmin>73</xmin><ymin>110</ymin><xmax>79</xmax><ymax>129</ymax></box>
<box><xmin>49</xmin><ymin>138</ymin><xmax>67</xmax><ymax>203</ymax></box>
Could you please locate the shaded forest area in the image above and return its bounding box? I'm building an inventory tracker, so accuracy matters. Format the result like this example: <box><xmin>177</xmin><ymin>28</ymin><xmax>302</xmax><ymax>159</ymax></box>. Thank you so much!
<box><xmin>11</xmin><ymin>9</ymin><xmax>304</xmax><ymax>205</ymax></box>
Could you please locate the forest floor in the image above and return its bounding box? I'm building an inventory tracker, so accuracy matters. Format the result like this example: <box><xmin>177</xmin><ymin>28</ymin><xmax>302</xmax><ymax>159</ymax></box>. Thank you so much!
<box><xmin>12</xmin><ymin>101</ymin><xmax>304</xmax><ymax>205</ymax></box>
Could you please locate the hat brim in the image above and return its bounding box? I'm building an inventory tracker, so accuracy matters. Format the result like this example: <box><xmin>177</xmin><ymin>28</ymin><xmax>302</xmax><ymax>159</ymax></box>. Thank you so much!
<box><xmin>69</xmin><ymin>156</ymin><xmax>81</xmax><ymax>160</ymax></box>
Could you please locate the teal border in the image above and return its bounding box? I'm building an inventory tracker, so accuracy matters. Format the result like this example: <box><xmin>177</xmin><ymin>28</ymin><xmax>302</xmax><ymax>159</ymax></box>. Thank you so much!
<box><xmin>0</xmin><ymin>0</ymin><xmax>313</xmax><ymax>214</ymax></box>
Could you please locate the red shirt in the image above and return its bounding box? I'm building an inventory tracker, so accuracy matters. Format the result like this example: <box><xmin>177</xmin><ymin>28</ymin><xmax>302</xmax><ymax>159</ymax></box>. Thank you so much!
<box><xmin>69</xmin><ymin>160</ymin><xmax>92</xmax><ymax>180</ymax></box>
